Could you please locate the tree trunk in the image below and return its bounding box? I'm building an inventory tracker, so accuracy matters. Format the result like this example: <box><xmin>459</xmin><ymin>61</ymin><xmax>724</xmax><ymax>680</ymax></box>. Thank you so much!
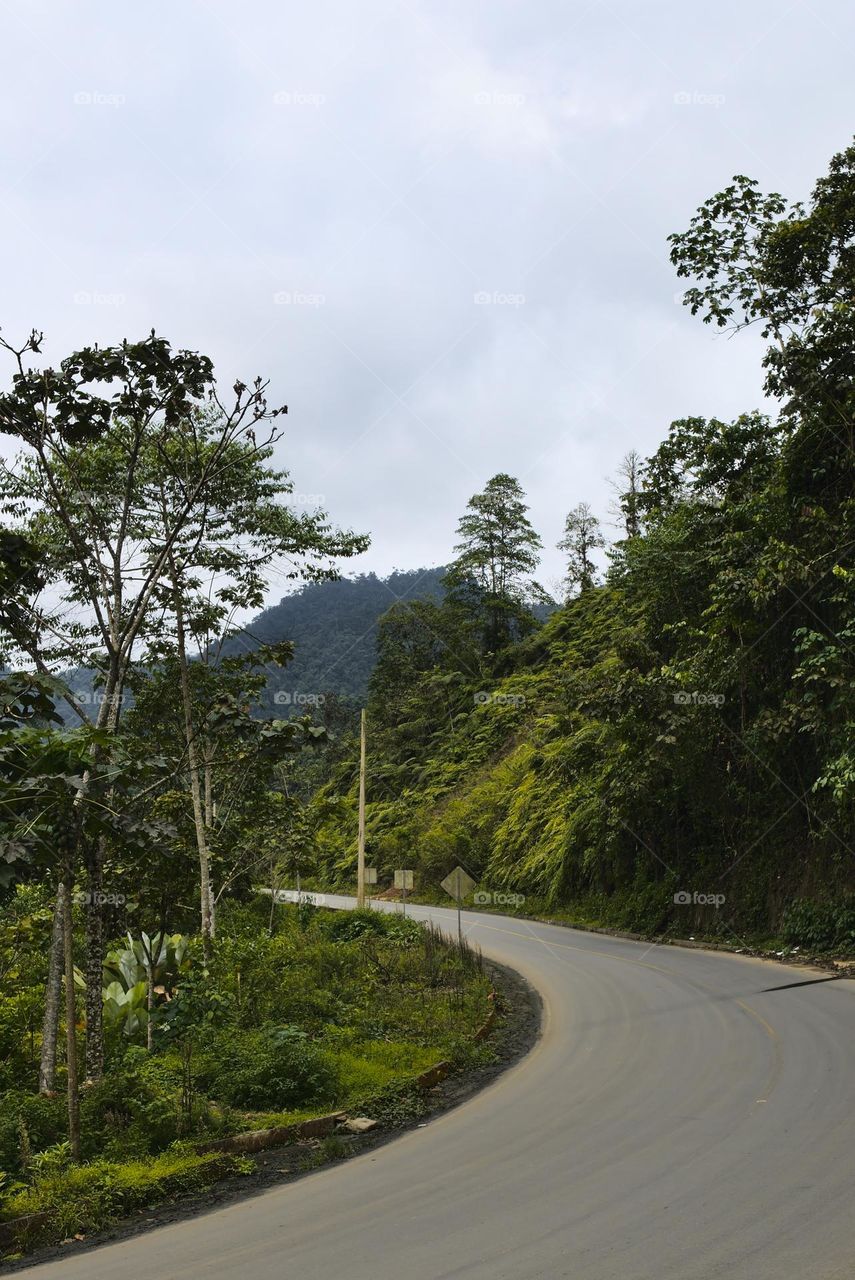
<box><xmin>38</xmin><ymin>882</ymin><xmax>65</xmax><ymax>1095</ymax></box>
<box><xmin>170</xmin><ymin>563</ymin><xmax>215</xmax><ymax>955</ymax></box>
<box><xmin>81</xmin><ymin>671</ymin><xmax>123</xmax><ymax>1085</ymax></box>
<box><xmin>204</xmin><ymin>748</ymin><xmax>214</xmax><ymax>828</ymax></box>
<box><xmin>84</xmin><ymin>850</ymin><xmax>105</xmax><ymax>1082</ymax></box>
<box><xmin>269</xmin><ymin>857</ymin><xmax>278</xmax><ymax>934</ymax></box>
<box><xmin>146</xmin><ymin>974</ymin><xmax>154</xmax><ymax>1052</ymax></box>
<box><xmin>62</xmin><ymin>867</ymin><xmax>81</xmax><ymax>1162</ymax></box>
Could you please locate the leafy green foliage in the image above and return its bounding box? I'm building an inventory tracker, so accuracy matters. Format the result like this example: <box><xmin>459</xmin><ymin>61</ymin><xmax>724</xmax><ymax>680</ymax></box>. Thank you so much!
<box><xmin>195</xmin><ymin>1026</ymin><xmax>334</xmax><ymax>1109</ymax></box>
<box><xmin>324</xmin><ymin>907</ymin><xmax>388</xmax><ymax>942</ymax></box>
<box><xmin>0</xmin><ymin>899</ymin><xmax>491</xmax><ymax>1255</ymax></box>
<box><xmin>100</xmin><ymin>932</ymin><xmax>191</xmax><ymax>1037</ymax></box>
<box><xmin>781</xmin><ymin>899</ymin><xmax>855</xmax><ymax>952</ymax></box>
<box><xmin>445</xmin><ymin>473</ymin><xmax>551</xmax><ymax>653</ymax></box>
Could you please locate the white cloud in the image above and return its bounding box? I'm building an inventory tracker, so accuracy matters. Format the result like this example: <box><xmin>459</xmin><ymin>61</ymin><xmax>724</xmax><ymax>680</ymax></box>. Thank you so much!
<box><xmin>0</xmin><ymin>0</ymin><xmax>851</xmax><ymax>591</ymax></box>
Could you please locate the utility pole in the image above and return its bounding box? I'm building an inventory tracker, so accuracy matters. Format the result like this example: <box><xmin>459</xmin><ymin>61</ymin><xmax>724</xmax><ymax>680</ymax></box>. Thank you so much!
<box><xmin>357</xmin><ymin>708</ymin><xmax>366</xmax><ymax>907</ymax></box>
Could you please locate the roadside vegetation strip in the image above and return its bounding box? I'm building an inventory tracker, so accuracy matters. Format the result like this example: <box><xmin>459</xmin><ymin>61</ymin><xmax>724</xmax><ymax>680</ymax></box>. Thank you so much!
<box><xmin>195</xmin><ymin>990</ymin><xmax>500</xmax><ymax>1155</ymax></box>
<box><xmin>0</xmin><ymin>1151</ymin><xmax>250</xmax><ymax>1254</ymax></box>
<box><xmin>0</xmin><ymin>900</ymin><xmax>497</xmax><ymax>1259</ymax></box>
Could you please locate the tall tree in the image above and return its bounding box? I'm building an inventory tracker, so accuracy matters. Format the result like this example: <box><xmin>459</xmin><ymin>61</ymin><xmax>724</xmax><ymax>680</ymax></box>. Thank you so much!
<box><xmin>558</xmin><ymin>502</ymin><xmax>604</xmax><ymax>596</ymax></box>
<box><xmin>445</xmin><ymin>473</ymin><xmax>544</xmax><ymax>653</ymax></box>
<box><xmin>138</xmin><ymin>419</ymin><xmax>367</xmax><ymax>947</ymax></box>
<box><xmin>0</xmin><ymin>328</ymin><xmax>366</xmax><ymax>1076</ymax></box>
<box><xmin>125</xmin><ymin>640</ymin><xmax>332</xmax><ymax>943</ymax></box>
<box><xmin>611</xmin><ymin>450</ymin><xmax>642</xmax><ymax>539</ymax></box>
<box><xmin>0</xmin><ymin>691</ymin><xmax>171</xmax><ymax>1152</ymax></box>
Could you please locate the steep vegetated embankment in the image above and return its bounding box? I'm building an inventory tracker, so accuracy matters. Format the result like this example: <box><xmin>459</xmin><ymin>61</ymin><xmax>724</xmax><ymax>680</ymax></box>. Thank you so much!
<box><xmin>312</xmin><ymin>141</ymin><xmax>855</xmax><ymax>950</ymax></box>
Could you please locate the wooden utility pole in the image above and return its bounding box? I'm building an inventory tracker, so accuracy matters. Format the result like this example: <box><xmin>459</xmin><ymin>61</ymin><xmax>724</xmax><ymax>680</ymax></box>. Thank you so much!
<box><xmin>61</xmin><ymin>862</ymin><xmax>80</xmax><ymax>1161</ymax></box>
<box><xmin>357</xmin><ymin>708</ymin><xmax>366</xmax><ymax>907</ymax></box>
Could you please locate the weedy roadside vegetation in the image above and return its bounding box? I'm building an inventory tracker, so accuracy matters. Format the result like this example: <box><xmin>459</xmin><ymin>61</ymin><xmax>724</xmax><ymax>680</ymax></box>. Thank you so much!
<box><xmin>0</xmin><ymin>898</ymin><xmax>492</xmax><ymax>1254</ymax></box>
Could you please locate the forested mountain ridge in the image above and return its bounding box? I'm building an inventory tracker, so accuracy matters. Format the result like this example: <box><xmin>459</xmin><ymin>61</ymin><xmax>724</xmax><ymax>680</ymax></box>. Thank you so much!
<box><xmin>217</xmin><ymin>567</ymin><xmax>448</xmax><ymax>709</ymax></box>
<box><xmin>55</xmin><ymin>568</ymin><xmax>449</xmax><ymax>721</ymax></box>
<box><xmin>229</xmin><ymin>564</ymin><xmax>555</xmax><ymax>714</ymax></box>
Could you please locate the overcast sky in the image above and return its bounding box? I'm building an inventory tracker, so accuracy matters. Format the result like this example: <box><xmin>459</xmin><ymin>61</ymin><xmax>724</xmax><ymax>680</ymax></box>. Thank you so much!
<box><xmin>1</xmin><ymin>0</ymin><xmax>852</xmax><ymax>600</ymax></box>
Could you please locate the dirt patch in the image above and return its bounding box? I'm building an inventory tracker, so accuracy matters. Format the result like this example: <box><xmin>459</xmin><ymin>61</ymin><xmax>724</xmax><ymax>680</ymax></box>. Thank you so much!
<box><xmin>3</xmin><ymin>958</ymin><xmax>541</xmax><ymax>1273</ymax></box>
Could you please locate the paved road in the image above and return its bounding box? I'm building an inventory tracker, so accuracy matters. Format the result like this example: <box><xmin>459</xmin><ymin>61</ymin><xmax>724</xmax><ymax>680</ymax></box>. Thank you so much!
<box><xmin>25</xmin><ymin>897</ymin><xmax>855</xmax><ymax>1279</ymax></box>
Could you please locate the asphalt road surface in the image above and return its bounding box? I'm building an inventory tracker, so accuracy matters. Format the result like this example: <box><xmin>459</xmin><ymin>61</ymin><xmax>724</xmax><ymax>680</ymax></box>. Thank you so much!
<box><xmin>24</xmin><ymin>896</ymin><xmax>855</xmax><ymax>1280</ymax></box>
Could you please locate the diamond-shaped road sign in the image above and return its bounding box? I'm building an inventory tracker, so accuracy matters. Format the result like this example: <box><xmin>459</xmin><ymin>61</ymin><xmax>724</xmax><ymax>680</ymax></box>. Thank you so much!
<box><xmin>441</xmin><ymin>866</ymin><xmax>476</xmax><ymax>901</ymax></box>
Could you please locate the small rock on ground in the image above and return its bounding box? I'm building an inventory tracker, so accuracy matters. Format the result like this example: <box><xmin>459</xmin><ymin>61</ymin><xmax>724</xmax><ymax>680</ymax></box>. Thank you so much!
<box><xmin>343</xmin><ymin>1117</ymin><xmax>378</xmax><ymax>1134</ymax></box>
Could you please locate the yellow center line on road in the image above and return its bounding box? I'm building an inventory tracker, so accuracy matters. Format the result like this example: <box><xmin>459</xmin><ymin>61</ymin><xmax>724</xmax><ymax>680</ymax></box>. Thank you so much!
<box><xmin>734</xmin><ymin>999</ymin><xmax>779</xmax><ymax>1041</ymax></box>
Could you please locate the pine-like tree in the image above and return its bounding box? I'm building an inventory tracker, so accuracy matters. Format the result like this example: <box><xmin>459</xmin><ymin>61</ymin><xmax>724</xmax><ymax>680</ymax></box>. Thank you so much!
<box><xmin>446</xmin><ymin>473</ymin><xmax>543</xmax><ymax>653</ymax></box>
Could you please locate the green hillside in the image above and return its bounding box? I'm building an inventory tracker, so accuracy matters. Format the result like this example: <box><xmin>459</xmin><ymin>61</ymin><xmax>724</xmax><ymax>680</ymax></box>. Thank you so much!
<box><xmin>223</xmin><ymin>567</ymin><xmax>448</xmax><ymax>712</ymax></box>
<box><xmin>308</xmin><ymin>144</ymin><xmax>855</xmax><ymax>946</ymax></box>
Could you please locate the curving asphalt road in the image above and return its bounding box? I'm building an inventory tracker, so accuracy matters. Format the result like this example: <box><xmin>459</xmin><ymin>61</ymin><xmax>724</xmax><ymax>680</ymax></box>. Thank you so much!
<box><xmin>24</xmin><ymin>897</ymin><xmax>855</xmax><ymax>1280</ymax></box>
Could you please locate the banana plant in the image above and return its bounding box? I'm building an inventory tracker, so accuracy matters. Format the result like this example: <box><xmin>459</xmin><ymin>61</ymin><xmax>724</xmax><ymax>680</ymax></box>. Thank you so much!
<box><xmin>103</xmin><ymin>930</ymin><xmax>190</xmax><ymax>988</ymax></box>
<box><xmin>102</xmin><ymin>979</ymin><xmax>149</xmax><ymax>1037</ymax></box>
<box><xmin>101</xmin><ymin>931</ymin><xmax>191</xmax><ymax>1044</ymax></box>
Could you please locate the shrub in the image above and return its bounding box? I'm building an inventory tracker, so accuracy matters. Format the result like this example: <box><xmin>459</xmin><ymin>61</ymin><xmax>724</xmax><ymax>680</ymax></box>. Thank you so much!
<box><xmin>0</xmin><ymin>1092</ymin><xmax>66</xmax><ymax>1178</ymax></box>
<box><xmin>325</xmin><ymin>908</ymin><xmax>387</xmax><ymax>943</ymax></box>
<box><xmin>382</xmin><ymin>916</ymin><xmax>423</xmax><ymax>947</ymax></box>
<box><xmin>0</xmin><ymin>990</ymin><xmax>43</xmax><ymax>1093</ymax></box>
<box><xmin>781</xmin><ymin>898</ymin><xmax>855</xmax><ymax>952</ymax></box>
<box><xmin>196</xmin><ymin>1026</ymin><xmax>337</xmax><ymax>1110</ymax></box>
<box><xmin>296</xmin><ymin>897</ymin><xmax>320</xmax><ymax>932</ymax></box>
<box><xmin>79</xmin><ymin>1059</ymin><xmax>181</xmax><ymax>1157</ymax></box>
<box><xmin>26</xmin><ymin>1141</ymin><xmax>72</xmax><ymax>1176</ymax></box>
